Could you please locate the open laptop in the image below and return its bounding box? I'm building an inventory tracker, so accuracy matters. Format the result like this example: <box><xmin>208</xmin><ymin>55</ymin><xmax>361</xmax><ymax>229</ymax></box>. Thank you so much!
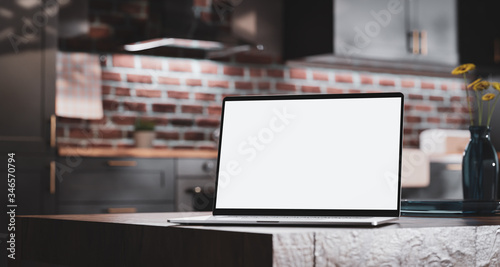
<box><xmin>169</xmin><ymin>92</ymin><xmax>404</xmax><ymax>226</ymax></box>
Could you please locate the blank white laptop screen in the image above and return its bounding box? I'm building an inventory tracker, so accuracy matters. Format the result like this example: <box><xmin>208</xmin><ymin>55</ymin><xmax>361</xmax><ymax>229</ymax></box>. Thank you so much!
<box><xmin>215</xmin><ymin>96</ymin><xmax>402</xmax><ymax>211</ymax></box>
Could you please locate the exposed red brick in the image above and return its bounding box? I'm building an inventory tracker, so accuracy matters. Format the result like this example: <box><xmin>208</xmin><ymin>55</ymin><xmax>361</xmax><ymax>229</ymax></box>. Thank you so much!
<box><xmin>415</xmin><ymin>105</ymin><xmax>432</xmax><ymax>112</ymax></box>
<box><xmin>158</xmin><ymin>76</ymin><xmax>181</xmax><ymax>85</ymax></box>
<box><xmin>115</xmin><ymin>87</ymin><xmax>131</xmax><ymax>96</ymax></box>
<box><xmin>182</xmin><ymin>104</ymin><xmax>203</xmax><ymax>114</ymax></box>
<box><xmin>136</xmin><ymin>89</ymin><xmax>161</xmax><ymax>98</ymax></box>
<box><xmin>88</xmin><ymin>143</ymin><xmax>113</xmax><ymax>148</ymax></box>
<box><xmin>123</xmin><ymin>101</ymin><xmax>146</xmax><ymax>112</ymax></box>
<box><xmin>276</xmin><ymin>82</ymin><xmax>296</xmax><ymax>91</ymax></box>
<box><xmin>409</xmin><ymin>94</ymin><xmax>424</xmax><ymax>100</ymax></box>
<box><xmin>197</xmin><ymin>118</ymin><xmax>220</xmax><ymax>127</ymax></box>
<box><xmin>427</xmin><ymin>117</ymin><xmax>441</xmax><ymax>123</ymax></box>
<box><xmin>171</xmin><ymin>118</ymin><xmax>194</xmax><ymax>126</ymax></box>
<box><xmin>223</xmin><ymin>66</ymin><xmax>244</xmax><ymax>76</ymax></box>
<box><xmin>200</xmin><ymin>11</ymin><xmax>213</xmax><ymax>22</ymax></box>
<box><xmin>235</xmin><ymin>81</ymin><xmax>253</xmax><ymax>90</ymax></box>
<box><xmin>141</xmin><ymin>57</ymin><xmax>162</xmax><ymax>70</ymax></box>
<box><xmin>156</xmin><ymin>131</ymin><xmax>180</xmax><ymax>140</ymax></box>
<box><xmin>360</xmin><ymin>75</ymin><xmax>373</xmax><ymax>84</ymax></box>
<box><xmin>455</xmin><ymin>107</ymin><xmax>469</xmax><ymax>114</ymax></box>
<box><xmin>421</xmin><ymin>81</ymin><xmax>435</xmax><ymax>89</ymax></box>
<box><xmin>301</xmin><ymin>85</ymin><xmax>321</xmax><ymax>93</ymax></box>
<box><xmin>200</xmin><ymin>62</ymin><xmax>218</xmax><ymax>74</ymax></box>
<box><xmin>88</xmin><ymin>117</ymin><xmax>107</xmax><ymax>125</ymax></box>
<box><xmin>113</xmin><ymin>54</ymin><xmax>135</xmax><ymax>68</ymax></box>
<box><xmin>194</xmin><ymin>0</ymin><xmax>209</xmax><ymax>7</ymax></box>
<box><xmin>366</xmin><ymin>90</ymin><xmax>382</xmax><ymax>93</ymax></box>
<box><xmin>185</xmin><ymin>131</ymin><xmax>205</xmax><ymax>140</ymax></box>
<box><xmin>169</xmin><ymin>60</ymin><xmax>192</xmax><ymax>72</ymax></box>
<box><xmin>195</xmin><ymin>93</ymin><xmax>216</xmax><ymax>101</ymax></box>
<box><xmin>429</xmin><ymin>95</ymin><xmax>444</xmax><ymax>101</ymax></box>
<box><xmin>140</xmin><ymin>116</ymin><xmax>168</xmax><ymax>126</ymax></box>
<box><xmin>401</xmin><ymin>80</ymin><xmax>415</xmax><ymax>88</ymax></box>
<box><xmin>327</xmin><ymin>87</ymin><xmax>343</xmax><ymax>94</ymax></box>
<box><xmin>103</xmin><ymin>99</ymin><xmax>119</xmax><ymax>111</ymax></box>
<box><xmin>99</xmin><ymin>129</ymin><xmax>122</xmax><ymax>139</ymax></box>
<box><xmin>102</xmin><ymin>85</ymin><xmax>111</xmax><ymax>95</ymax></box>
<box><xmin>69</xmin><ymin>128</ymin><xmax>93</xmax><ymax>138</ymax></box>
<box><xmin>186</xmin><ymin>79</ymin><xmax>202</xmax><ymax>86</ymax></box>
<box><xmin>379</xmin><ymin>79</ymin><xmax>395</xmax><ymax>87</ymax></box>
<box><xmin>267</xmin><ymin>69</ymin><xmax>284</xmax><ymax>78</ymax></box>
<box><xmin>258</xmin><ymin>82</ymin><xmax>271</xmax><ymax>90</ymax></box>
<box><xmin>111</xmin><ymin>115</ymin><xmax>136</xmax><ymax>125</ymax></box>
<box><xmin>406</xmin><ymin>116</ymin><xmax>422</xmax><ymax>123</ymax></box>
<box><xmin>152</xmin><ymin>103</ymin><xmax>176</xmax><ymax>113</ymax></box>
<box><xmin>404</xmin><ymin>128</ymin><xmax>413</xmax><ymax>135</ymax></box>
<box><xmin>102</xmin><ymin>71</ymin><xmax>121</xmax><ymax>81</ymax></box>
<box><xmin>168</xmin><ymin>91</ymin><xmax>189</xmax><ymax>99</ymax></box>
<box><xmin>89</xmin><ymin>25</ymin><xmax>111</xmax><ymax>39</ymax></box>
<box><xmin>207</xmin><ymin>105</ymin><xmax>222</xmax><ymax>115</ymax></box>
<box><xmin>404</xmin><ymin>104</ymin><xmax>412</xmax><ymax>111</ymax></box>
<box><xmin>349</xmin><ymin>89</ymin><xmax>361</xmax><ymax>93</ymax></box>
<box><xmin>336</xmin><ymin>74</ymin><xmax>353</xmax><ymax>83</ymax></box>
<box><xmin>56</xmin><ymin>127</ymin><xmax>65</xmax><ymax>137</ymax></box>
<box><xmin>440</xmin><ymin>84</ymin><xmax>448</xmax><ymax>90</ymax></box>
<box><xmin>290</xmin><ymin>69</ymin><xmax>307</xmax><ymax>79</ymax></box>
<box><xmin>208</xmin><ymin>80</ymin><xmax>229</xmax><ymax>88</ymax></box>
<box><xmin>250</xmin><ymin>68</ymin><xmax>263</xmax><ymax>77</ymax></box>
<box><xmin>437</xmin><ymin>107</ymin><xmax>454</xmax><ymax>112</ymax></box>
<box><xmin>127</xmin><ymin>74</ymin><xmax>152</xmax><ymax>83</ymax></box>
<box><xmin>446</xmin><ymin>117</ymin><xmax>467</xmax><ymax>124</ymax></box>
<box><xmin>313</xmin><ymin>72</ymin><xmax>329</xmax><ymax>81</ymax></box>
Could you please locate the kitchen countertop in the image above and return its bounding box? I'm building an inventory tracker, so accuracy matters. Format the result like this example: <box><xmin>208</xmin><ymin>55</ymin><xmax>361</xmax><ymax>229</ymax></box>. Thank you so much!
<box><xmin>58</xmin><ymin>146</ymin><xmax>218</xmax><ymax>158</ymax></box>
<box><xmin>13</xmin><ymin>212</ymin><xmax>500</xmax><ymax>267</ymax></box>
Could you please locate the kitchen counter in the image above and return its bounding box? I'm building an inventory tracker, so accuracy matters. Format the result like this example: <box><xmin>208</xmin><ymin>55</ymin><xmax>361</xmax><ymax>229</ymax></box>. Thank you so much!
<box><xmin>12</xmin><ymin>213</ymin><xmax>500</xmax><ymax>266</ymax></box>
<box><xmin>58</xmin><ymin>147</ymin><xmax>218</xmax><ymax>158</ymax></box>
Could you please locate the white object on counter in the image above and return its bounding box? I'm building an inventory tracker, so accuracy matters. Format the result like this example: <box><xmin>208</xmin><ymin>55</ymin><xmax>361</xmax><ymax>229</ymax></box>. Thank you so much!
<box><xmin>401</xmin><ymin>148</ymin><xmax>430</xmax><ymax>188</ymax></box>
<box><xmin>419</xmin><ymin>129</ymin><xmax>470</xmax><ymax>158</ymax></box>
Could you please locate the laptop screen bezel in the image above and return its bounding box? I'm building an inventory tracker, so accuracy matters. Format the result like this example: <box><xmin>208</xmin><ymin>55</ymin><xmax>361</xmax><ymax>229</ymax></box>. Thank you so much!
<box><xmin>212</xmin><ymin>92</ymin><xmax>404</xmax><ymax>217</ymax></box>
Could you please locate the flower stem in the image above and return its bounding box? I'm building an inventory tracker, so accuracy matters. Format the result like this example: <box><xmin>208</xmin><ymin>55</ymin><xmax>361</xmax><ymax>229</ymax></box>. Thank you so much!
<box><xmin>487</xmin><ymin>95</ymin><xmax>500</xmax><ymax>126</ymax></box>
<box><xmin>463</xmin><ymin>74</ymin><xmax>474</xmax><ymax>125</ymax></box>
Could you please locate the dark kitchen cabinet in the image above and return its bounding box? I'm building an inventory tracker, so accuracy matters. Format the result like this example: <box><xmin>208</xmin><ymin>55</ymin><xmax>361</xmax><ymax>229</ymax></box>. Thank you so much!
<box><xmin>55</xmin><ymin>157</ymin><xmax>175</xmax><ymax>214</ymax></box>
<box><xmin>334</xmin><ymin>0</ymin><xmax>458</xmax><ymax>66</ymax></box>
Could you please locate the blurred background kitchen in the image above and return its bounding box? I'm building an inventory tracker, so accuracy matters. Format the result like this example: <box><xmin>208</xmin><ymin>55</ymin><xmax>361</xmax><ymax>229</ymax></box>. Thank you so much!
<box><xmin>1</xmin><ymin>0</ymin><xmax>500</xmax><ymax>216</ymax></box>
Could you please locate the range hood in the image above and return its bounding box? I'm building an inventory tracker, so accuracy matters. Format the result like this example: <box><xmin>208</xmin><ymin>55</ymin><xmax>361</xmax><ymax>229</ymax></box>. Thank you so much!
<box><xmin>122</xmin><ymin>0</ymin><xmax>277</xmax><ymax>58</ymax></box>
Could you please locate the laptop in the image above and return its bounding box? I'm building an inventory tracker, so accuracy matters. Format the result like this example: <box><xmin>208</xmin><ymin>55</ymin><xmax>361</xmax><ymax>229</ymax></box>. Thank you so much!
<box><xmin>169</xmin><ymin>92</ymin><xmax>404</xmax><ymax>226</ymax></box>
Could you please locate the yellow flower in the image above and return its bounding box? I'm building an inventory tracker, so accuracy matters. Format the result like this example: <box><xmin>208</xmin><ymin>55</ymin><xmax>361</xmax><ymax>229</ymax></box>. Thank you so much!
<box><xmin>451</xmin><ymin>63</ymin><xmax>476</xmax><ymax>75</ymax></box>
<box><xmin>492</xmin><ymin>82</ymin><xmax>500</xmax><ymax>92</ymax></box>
<box><xmin>467</xmin><ymin>78</ymin><xmax>482</xmax><ymax>88</ymax></box>
<box><xmin>473</xmin><ymin>81</ymin><xmax>490</xmax><ymax>91</ymax></box>
<box><xmin>482</xmin><ymin>93</ymin><xmax>496</xmax><ymax>101</ymax></box>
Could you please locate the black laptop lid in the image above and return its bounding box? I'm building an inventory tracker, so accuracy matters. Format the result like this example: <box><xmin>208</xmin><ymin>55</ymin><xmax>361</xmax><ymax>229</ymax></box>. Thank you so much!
<box><xmin>213</xmin><ymin>93</ymin><xmax>404</xmax><ymax>217</ymax></box>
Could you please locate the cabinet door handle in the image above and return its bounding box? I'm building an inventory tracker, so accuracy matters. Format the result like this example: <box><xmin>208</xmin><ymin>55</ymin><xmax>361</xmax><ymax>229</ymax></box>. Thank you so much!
<box><xmin>420</xmin><ymin>30</ymin><xmax>427</xmax><ymax>55</ymax></box>
<box><xmin>107</xmin><ymin>160</ymin><xmax>137</xmax><ymax>167</ymax></box>
<box><xmin>50</xmin><ymin>114</ymin><xmax>56</xmax><ymax>147</ymax></box>
<box><xmin>412</xmin><ymin>30</ymin><xmax>420</xmax><ymax>54</ymax></box>
<box><xmin>50</xmin><ymin>161</ymin><xmax>56</xmax><ymax>194</ymax></box>
<box><xmin>107</xmin><ymin>207</ymin><xmax>137</xmax><ymax>213</ymax></box>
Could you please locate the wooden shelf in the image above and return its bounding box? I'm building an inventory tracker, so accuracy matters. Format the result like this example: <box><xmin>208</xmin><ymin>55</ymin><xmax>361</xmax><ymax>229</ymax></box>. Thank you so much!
<box><xmin>58</xmin><ymin>147</ymin><xmax>218</xmax><ymax>158</ymax></box>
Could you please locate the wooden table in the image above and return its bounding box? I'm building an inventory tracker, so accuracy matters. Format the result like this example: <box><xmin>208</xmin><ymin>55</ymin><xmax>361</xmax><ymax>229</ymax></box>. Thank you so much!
<box><xmin>11</xmin><ymin>213</ymin><xmax>500</xmax><ymax>267</ymax></box>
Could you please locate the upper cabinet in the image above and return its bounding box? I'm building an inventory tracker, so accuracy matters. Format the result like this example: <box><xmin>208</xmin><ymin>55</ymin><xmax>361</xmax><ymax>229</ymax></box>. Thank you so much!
<box><xmin>334</xmin><ymin>0</ymin><xmax>458</xmax><ymax>66</ymax></box>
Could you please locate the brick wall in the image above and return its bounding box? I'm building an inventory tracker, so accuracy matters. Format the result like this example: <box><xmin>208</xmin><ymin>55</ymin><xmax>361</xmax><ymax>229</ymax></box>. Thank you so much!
<box><xmin>55</xmin><ymin>52</ymin><xmax>469</xmax><ymax>150</ymax></box>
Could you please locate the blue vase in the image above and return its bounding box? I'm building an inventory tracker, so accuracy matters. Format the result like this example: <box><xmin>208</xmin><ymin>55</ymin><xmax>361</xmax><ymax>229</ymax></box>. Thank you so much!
<box><xmin>462</xmin><ymin>126</ymin><xmax>499</xmax><ymax>200</ymax></box>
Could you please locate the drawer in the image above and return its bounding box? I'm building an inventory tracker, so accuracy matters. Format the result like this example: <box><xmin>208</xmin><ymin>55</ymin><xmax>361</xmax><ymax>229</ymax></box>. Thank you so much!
<box><xmin>176</xmin><ymin>158</ymin><xmax>216</xmax><ymax>177</ymax></box>
<box><xmin>57</xmin><ymin>158</ymin><xmax>174</xmax><ymax>202</ymax></box>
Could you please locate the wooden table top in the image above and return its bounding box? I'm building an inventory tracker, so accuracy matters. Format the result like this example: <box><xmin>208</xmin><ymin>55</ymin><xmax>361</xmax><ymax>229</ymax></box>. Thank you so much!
<box><xmin>58</xmin><ymin>147</ymin><xmax>218</xmax><ymax>158</ymax></box>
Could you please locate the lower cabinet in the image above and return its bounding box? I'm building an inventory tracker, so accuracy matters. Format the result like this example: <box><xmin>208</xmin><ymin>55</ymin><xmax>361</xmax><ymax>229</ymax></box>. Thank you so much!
<box><xmin>55</xmin><ymin>157</ymin><xmax>175</xmax><ymax>214</ymax></box>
